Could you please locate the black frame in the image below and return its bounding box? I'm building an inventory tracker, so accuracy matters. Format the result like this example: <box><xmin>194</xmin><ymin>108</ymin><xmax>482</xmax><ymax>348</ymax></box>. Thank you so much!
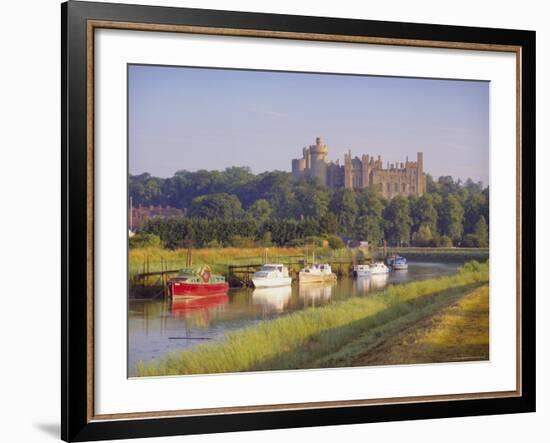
<box><xmin>62</xmin><ymin>1</ymin><xmax>536</xmax><ymax>441</ymax></box>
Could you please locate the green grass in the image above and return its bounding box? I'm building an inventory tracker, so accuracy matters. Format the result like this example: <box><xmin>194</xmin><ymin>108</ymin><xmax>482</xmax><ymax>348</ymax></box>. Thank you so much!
<box><xmin>389</xmin><ymin>247</ymin><xmax>489</xmax><ymax>262</ymax></box>
<box><xmin>135</xmin><ymin>261</ymin><xmax>489</xmax><ymax>377</ymax></box>
<box><xmin>338</xmin><ymin>285</ymin><xmax>489</xmax><ymax>366</ymax></box>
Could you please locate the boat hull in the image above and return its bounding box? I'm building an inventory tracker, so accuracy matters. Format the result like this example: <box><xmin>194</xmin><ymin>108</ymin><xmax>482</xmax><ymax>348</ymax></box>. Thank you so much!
<box><xmin>298</xmin><ymin>273</ymin><xmax>337</xmax><ymax>283</ymax></box>
<box><xmin>393</xmin><ymin>264</ymin><xmax>408</xmax><ymax>270</ymax></box>
<box><xmin>169</xmin><ymin>281</ymin><xmax>229</xmax><ymax>298</ymax></box>
<box><xmin>252</xmin><ymin>277</ymin><xmax>292</xmax><ymax>288</ymax></box>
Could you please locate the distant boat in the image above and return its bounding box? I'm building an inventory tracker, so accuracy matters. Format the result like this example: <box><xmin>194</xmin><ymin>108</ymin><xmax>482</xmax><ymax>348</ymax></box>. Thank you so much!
<box><xmin>252</xmin><ymin>264</ymin><xmax>292</xmax><ymax>288</ymax></box>
<box><xmin>353</xmin><ymin>264</ymin><xmax>371</xmax><ymax>278</ymax></box>
<box><xmin>393</xmin><ymin>256</ymin><xmax>408</xmax><ymax>270</ymax></box>
<box><xmin>299</xmin><ymin>263</ymin><xmax>337</xmax><ymax>283</ymax></box>
<box><xmin>168</xmin><ymin>266</ymin><xmax>229</xmax><ymax>298</ymax></box>
<box><xmin>370</xmin><ymin>262</ymin><xmax>390</xmax><ymax>275</ymax></box>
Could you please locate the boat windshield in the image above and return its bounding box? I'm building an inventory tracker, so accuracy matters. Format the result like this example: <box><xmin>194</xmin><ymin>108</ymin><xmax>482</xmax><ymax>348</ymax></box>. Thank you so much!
<box><xmin>261</xmin><ymin>266</ymin><xmax>280</xmax><ymax>272</ymax></box>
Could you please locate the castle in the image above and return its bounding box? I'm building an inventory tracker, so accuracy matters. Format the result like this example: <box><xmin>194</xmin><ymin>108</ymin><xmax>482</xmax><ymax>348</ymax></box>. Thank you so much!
<box><xmin>291</xmin><ymin>137</ymin><xmax>426</xmax><ymax>199</ymax></box>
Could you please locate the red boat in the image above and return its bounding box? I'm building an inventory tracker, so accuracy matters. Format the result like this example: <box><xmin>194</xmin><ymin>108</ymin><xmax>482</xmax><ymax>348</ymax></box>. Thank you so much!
<box><xmin>168</xmin><ymin>266</ymin><xmax>229</xmax><ymax>298</ymax></box>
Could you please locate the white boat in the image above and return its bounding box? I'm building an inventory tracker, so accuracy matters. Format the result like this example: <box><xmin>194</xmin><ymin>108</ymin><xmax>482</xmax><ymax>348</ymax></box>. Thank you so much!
<box><xmin>252</xmin><ymin>264</ymin><xmax>292</xmax><ymax>288</ymax></box>
<box><xmin>353</xmin><ymin>264</ymin><xmax>371</xmax><ymax>277</ymax></box>
<box><xmin>392</xmin><ymin>256</ymin><xmax>408</xmax><ymax>270</ymax></box>
<box><xmin>299</xmin><ymin>263</ymin><xmax>337</xmax><ymax>283</ymax></box>
<box><xmin>369</xmin><ymin>262</ymin><xmax>390</xmax><ymax>275</ymax></box>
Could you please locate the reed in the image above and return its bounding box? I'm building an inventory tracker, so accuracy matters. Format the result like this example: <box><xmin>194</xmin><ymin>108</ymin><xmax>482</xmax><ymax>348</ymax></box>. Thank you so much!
<box><xmin>136</xmin><ymin>261</ymin><xmax>488</xmax><ymax>376</ymax></box>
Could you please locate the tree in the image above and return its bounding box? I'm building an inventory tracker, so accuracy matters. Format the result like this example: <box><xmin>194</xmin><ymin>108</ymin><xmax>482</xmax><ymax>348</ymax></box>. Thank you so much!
<box><xmin>188</xmin><ymin>193</ymin><xmax>243</xmax><ymax>219</ymax></box>
<box><xmin>437</xmin><ymin>194</ymin><xmax>464</xmax><ymax>244</ymax></box>
<box><xmin>384</xmin><ymin>196</ymin><xmax>412</xmax><ymax>246</ymax></box>
<box><xmin>247</xmin><ymin>199</ymin><xmax>272</xmax><ymax>223</ymax></box>
<box><xmin>355</xmin><ymin>215</ymin><xmax>383</xmax><ymax>246</ymax></box>
<box><xmin>410</xmin><ymin>193</ymin><xmax>438</xmax><ymax>234</ymax></box>
<box><xmin>329</xmin><ymin>188</ymin><xmax>358</xmax><ymax>235</ymax></box>
<box><xmin>463</xmin><ymin>192</ymin><xmax>488</xmax><ymax>234</ymax></box>
<box><xmin>412</xmin><ymin>224</ymin><xmax>433</xmax><ymax>246</ymax></box>
<box><xmin>473</xmin><ymin>216</ymin><xmax>489</xmax><ymax>247</ymax></box>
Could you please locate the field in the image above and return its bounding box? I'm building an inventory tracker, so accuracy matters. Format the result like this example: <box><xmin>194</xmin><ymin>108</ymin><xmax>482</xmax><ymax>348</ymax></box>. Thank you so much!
<box><xmin>135</xmin><ymin>261</ymin><xmax>488</xmax><ymax>376</ymax></box>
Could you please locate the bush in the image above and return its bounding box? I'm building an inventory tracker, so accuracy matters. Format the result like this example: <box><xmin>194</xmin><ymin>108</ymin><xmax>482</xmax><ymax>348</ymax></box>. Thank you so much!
<box><xmin>432</xmin><ymin>235</ymin><xmax>453</xmax><ymax>247</ymax></box>
<box><xmin>327</xmin><ymin>234</ymin><xmax>345</xmax><ymax>249</ymax></box>
<box><xmin>462</xmin><ymin>233</ymin><xmax>479</xmax><ymax>248</ymax></box>
<box><xmin>129</xmin><ymin>233</ymin><xmax>162</xmax><ymax>249</ymax></box>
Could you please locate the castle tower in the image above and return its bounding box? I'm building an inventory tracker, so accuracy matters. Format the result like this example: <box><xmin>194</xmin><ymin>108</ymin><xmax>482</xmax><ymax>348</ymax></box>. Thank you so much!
<box><xmin>309</xmin><ymin>137</ymin><xmax>328</xmax><ymax>186</ymax></box>
<box><xmin>344</xmin><ymin>150</ymin><xmax>353</xmax><ymax>189</ymax></box>
<box><xmin>361</xmin><ymin>154</ymin><xmax>370</xmax><ymax>188</ymax></box>
<box><xmin>417</xmin><ymin>152</ymin><xmax>425</xmax><ymax>194</ymax></box>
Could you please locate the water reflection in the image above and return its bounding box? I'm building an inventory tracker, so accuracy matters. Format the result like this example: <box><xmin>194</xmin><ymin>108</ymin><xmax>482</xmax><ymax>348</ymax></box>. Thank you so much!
<box><xmin>299</xmin><ymin>282</ymin><xmax>334</xmax><ymax>307</ymax></box>
<box><xmin>252</xmin><ymin>286</ymin><xmax>292</xmax><ymax>313</ymax></box>
<box><xmin>171</xmin><ymin>294</ymin><xmax>229</xmax><ymax>318</ymax></box>
<box><xmin>354</xmin><ymin>274</ymin><xmax>390</xmax><ymax>293</ymax></box>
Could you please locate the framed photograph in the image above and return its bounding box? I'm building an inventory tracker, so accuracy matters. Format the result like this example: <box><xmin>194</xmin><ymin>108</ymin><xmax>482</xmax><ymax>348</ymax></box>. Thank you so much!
<box><xmin>62</xmin><ymin>1</ymin><xmax>535</xmax><ymax>441</ymax></box>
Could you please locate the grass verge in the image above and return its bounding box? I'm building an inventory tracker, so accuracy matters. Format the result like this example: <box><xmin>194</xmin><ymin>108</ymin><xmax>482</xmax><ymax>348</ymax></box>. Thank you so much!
<box><xmin>340</xmin><ymin>285</ymin><xmax>489</xmax><ymax>367</ymax></box>
<box><xmin>135</xmin><ymin>261</ymin><xmax>488</xmax><ymax>376</ymax></box>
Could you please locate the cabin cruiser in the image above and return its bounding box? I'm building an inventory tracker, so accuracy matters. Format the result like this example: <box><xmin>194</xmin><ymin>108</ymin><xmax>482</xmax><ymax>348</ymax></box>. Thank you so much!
<box><xmin>353</xmin><ymin>264</ymin><xmax>371</xmax><ymax>278</ymax></box>
<box><xmin>252</xmin><ymin>264</ymin><xmax>292</xmax><ymax>288</ymax></box>
<box><xmin>392</xmin><ymin>256</ymin><xmax>408</xmax><ymax>270</ymax></box>
<box><xmin>299</xmin><ymin>263</ymin><xmax>337</xmax><ymax>283</ymax></box>
<box><xmin>369</xmin><ymin>262</ymin><xmax>390</xmax><ymax>275</ymax></box>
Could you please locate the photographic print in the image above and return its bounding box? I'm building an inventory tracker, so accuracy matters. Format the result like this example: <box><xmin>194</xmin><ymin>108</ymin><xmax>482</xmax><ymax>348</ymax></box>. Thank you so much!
<box><xmin>128</xmin><ymin>65</ymin><xmax>490</xmax><ymax>378</ymax></box>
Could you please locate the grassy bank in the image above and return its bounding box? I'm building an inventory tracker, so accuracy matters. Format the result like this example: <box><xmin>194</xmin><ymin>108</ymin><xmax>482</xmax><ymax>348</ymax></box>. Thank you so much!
<box><xmin>316</xmin><ymin>285</ymin><xmax>489</xmax><ymax>368</ymax></box>
<box><xmin>136</xmin><ymin>261</ymin><xmax>488</xmax><ymax>376</ymax></box>
<box><xmin>129</xmin><ymin>245</ymin><xmax>366</xmax><ymax>279</ymax></box>
<box><xmin>389</xmin><ymin>247</ymin><xmax>488</xmax><ymax>263</ymax></box>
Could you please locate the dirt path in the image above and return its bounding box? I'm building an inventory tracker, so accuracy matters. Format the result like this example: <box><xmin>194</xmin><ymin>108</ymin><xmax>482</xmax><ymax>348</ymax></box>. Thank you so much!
<box><xmin>351</xmin><ymin>285</ymin><xmax>489</xmax><ymax>366</ymax></box>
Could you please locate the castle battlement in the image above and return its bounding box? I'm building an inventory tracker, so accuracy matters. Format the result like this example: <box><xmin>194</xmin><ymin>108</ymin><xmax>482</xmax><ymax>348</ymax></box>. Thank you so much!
<box><xmin>291</xmin><ymin>137</ymin><xmax>426</xmax><ymax>198</ymax></box>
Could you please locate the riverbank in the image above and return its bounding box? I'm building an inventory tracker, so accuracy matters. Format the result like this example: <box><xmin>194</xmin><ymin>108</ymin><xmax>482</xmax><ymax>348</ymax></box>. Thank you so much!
<box><xmin>317</xmin><ymin>285</ymin><xmax>489</xmax><ymax>368</ymax></box>
<box><xmin>390</xmin><ymin>247</ymin><xmax>489</xmax><ymax>262</ymax></box>
<box><xmin>135</xmin><ymin>261</ymin><xmax>488</xmax><ymax>377</ymax></box>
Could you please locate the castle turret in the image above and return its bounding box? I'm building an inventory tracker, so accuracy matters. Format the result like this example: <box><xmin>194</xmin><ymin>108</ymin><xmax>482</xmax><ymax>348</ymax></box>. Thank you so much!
<box><xmin>309</xmin><ymin>137</ymin><xmax>328</xmax><ymax>186</ymax></box>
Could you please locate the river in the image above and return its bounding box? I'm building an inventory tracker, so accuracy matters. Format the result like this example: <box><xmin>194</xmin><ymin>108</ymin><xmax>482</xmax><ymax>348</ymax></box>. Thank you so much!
<box><xmin>128</xmin><ymin>261</ymin><xmax>460</xmax><ymax>375</ymax></box>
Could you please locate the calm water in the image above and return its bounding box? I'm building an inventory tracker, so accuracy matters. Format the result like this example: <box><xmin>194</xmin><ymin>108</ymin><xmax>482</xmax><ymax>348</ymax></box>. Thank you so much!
<box><xmin>128</xmin><ymin>261</ymin><xmax>459</xmax><ymax>374</ymax></box>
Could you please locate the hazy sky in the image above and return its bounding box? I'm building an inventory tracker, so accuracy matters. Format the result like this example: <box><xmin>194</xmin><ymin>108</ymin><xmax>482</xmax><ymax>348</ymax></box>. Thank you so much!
<box><xmin>129</xmin><ymin>64</ymin><xmax>489</xmax><ymax>185</ymax></box>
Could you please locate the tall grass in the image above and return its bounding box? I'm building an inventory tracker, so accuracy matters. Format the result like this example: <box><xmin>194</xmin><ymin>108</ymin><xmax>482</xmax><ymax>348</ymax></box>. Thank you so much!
<box><xmin>129</xmin><ymin>245</ymin><xmax>366</xmax><ymax>278</ymax></box>
<box><xmin>136</xmin><ymin>261</ymin><xmax>488</xmax><ymax>377</ymax></box>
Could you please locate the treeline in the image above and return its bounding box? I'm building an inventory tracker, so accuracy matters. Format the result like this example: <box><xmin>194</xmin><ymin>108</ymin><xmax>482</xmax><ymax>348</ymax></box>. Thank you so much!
<box><xmin>131</xmin><ymin>167</ymin><xmax>489</xmax><ymax>249</ymax></box>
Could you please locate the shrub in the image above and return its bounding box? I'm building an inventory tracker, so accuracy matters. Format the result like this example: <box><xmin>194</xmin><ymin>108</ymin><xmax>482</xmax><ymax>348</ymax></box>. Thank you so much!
<box><xmin>433</xmin><ymin>235</ymin><xmax>453</xmax><ymax>247</ymax></box>
<box><xmin>129</xmin><ymin>233</ymin><xmax>162</xmax><ymax>249</ymax></box>
<box><xmin>327</xmin><ymin>234</ymin><xmax>345</xmax><ymax>249</ymax></box>
<box><xmin>462</xmin><ymin>233</ymin><xmax>479</xmax><ymax>248</ymax></box>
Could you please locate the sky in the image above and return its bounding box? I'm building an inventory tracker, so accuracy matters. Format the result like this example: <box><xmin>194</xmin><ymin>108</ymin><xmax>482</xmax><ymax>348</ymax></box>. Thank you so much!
<box><xmin>128</xmin><ymin>64</ymin><xmax>489</xmax><ymax>185</ymax></box>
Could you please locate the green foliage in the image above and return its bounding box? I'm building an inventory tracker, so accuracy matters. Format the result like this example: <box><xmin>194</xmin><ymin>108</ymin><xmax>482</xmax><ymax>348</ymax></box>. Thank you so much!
<box><xmin>188</xmin><ymin>193</ymin><xmax>243</xmax><ymax>219</ymax></box>
<box><xmin>433</xmin><ymin>235</ymin><xmax>453</xmax><ymax>247</ymax></box>
<box><xmin>327</xmin><ymin>234</ymin><xmax>345</xmax><ymax>249</ymax></box>
<box><xmin>412</xmin><ymin>224</ymin><xmax>434</xmax><ymax>247</ymax></box>
<box><xmin>329</xmin><ymin>188</ymin><xmax>358</xmax><ymax>235</ymax></box>
<box><xmin>384</xmin><ymin>196</ymin><xmax>411</xmax><ymax>246</ymax></box>
<box><xmin>247</xmin><ymin>199</ymin><xmax>272</xmax><ymax>223</ymax></box>
<box><xmin>128</xmin><ymin>233</ymin><xmax>162</xmax><ymax>249</ymax></box>
<box><xmin>437</xmin><ymin>194</ymin><xmax>464</xmax><ymax>244</ymax></box>
<box><xmin>131</xmin><ymin>170</ymin><xmax>487</xmax><ymax>248</ymax></box>
<box><xmin>474</xmin><ymin>216</ymin><xmax>489</xmax><ymax>247</ymax></box>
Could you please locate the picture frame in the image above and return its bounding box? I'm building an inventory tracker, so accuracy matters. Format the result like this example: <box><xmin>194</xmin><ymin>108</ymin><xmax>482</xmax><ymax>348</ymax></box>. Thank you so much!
<box><xmin>61</xmin><ymin>1</ymin><xmax>536</xmax><ymax>441</ymax></box>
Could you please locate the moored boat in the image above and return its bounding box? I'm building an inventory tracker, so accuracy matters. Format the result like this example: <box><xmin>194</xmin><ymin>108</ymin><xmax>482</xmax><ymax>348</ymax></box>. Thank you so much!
<box><xmin>168</xmin><ymin>266</ymin><xmax>229</xmax><ymax>298</ymax></box>
<box><xmin>252</xmin><ymin>264</ymin><xmax>292</xmax><ymax>288</ymax></box>
<box><xmin>353</xmin><ymin>264</ymin><xmax>371</xmax><ymax>278</ymax></box>
<box><xmin>369</xmin><ymin>262</ymin><xmax>390</xmax><ymax>275</ymax></box>
<box><xmin>299</xmin><ymin>263</ymin><xmax>337</xmax><ymax>283</ymax></box>
<box><xmin>392</xmin><ymin>256</ymin><xmax>408</xmax><ymax>270</ymax></box>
